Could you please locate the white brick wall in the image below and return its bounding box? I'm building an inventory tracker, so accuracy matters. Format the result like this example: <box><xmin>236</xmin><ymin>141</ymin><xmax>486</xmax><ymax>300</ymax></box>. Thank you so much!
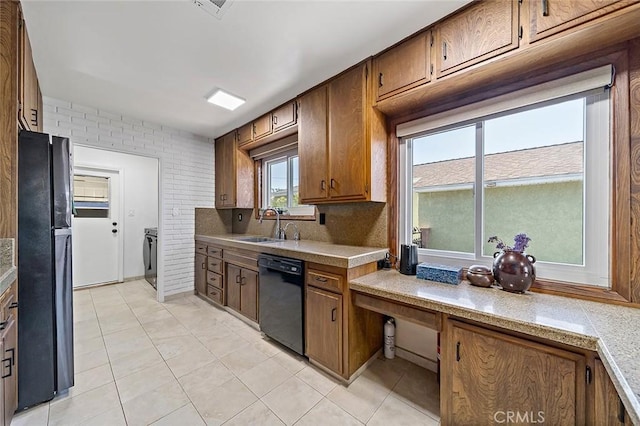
<box><xmin>43</xmin><ymin>97</ymin><xmax>215</xmax><ymax>299</ymax></box>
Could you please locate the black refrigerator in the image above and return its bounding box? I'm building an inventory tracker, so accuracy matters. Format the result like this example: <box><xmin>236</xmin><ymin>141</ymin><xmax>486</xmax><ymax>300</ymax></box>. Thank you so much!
<box><xmin>17</xmin><ymin>130</ymin><xmax>74</xmax><ymax>410</ymax></box>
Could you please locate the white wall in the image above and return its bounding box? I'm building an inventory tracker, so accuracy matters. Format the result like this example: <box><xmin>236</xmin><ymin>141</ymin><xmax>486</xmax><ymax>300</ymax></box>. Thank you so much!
<box><xmin>73</xmin><ymin>146</ymin><xmax>158</xmax><ymax>279</ymax></box>
<box><xmin>43</xmin><ymin>97</ymin><xmax>215</xmax><ymax>299</ymax></box>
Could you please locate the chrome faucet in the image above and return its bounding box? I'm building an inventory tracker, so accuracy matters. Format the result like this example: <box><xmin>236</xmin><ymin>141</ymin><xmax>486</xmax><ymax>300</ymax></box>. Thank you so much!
<box><xmin>259</xmin><ymin>207</ymin><xmax>284</xmax><ymax>239</ymax></box>
<box><xmin>283</xmin><ymin>222</ymin><xmax>300</xmax><ymax>241</ymax></box>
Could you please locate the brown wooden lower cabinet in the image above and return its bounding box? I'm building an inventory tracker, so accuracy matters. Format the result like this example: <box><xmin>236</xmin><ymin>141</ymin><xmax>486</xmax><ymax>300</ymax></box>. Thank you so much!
<box><xmin>195</xmin><ymin>253</ymin><xmax>207</xmax><ymax>296</ymax></box>
<box><xmin>441</xmin><ymin>319</ymin><xmax>585</xmax><ymax>425</ymax></box>
<box><xmin>226</xmin><ymin>263</ymin><xmax>258</xmax><ymax>322</ymax></box>
<box><xmin>0</xmin><ymin>283</ymin><xmax>17</xmax><ymax>426</ymax></box>
<box><xmin>305</xmin><ymin>286</ymin><xmax>343</xmax><ymax>375</ymax></box>
<box><xmin>594</xmin><ymin>358</ymin><xmax>632</xmax><ymax>425</ymax></box>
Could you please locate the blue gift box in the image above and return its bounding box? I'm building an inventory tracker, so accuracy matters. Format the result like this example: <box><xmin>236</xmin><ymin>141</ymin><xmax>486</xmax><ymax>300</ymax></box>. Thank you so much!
<box><xmin>416</xmin><ymin>262</ymin><xmax>463</xmax><ymax>285</ymax></box>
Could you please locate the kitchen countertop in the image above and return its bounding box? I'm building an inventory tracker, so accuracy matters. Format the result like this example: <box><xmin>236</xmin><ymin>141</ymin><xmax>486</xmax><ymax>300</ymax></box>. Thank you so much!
<box><xmin>0</xmin><ymin>239</ymin><xmax>16</xmax><ymax>295</ymax></box>
<box><xmin>350</xmin><ymin>270</ymin><xmax>640</xmax><ymax>425</ymax></box>
<box><xmin>195</xmin><ymin>234</ymin><xmax>388</xmax><ymax>268</ymax></box>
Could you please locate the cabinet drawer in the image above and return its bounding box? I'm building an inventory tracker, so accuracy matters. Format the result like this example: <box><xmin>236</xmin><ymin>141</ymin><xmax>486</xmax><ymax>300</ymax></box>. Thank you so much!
<box><xmin>0</xmin><ymin>283</ymin><xmax>17</xmax><ymax>323</ymax></box>
<box><xmin>207</xmin><ymin>246</ymin><xmax>223</xmax><ymax>258</ymax></box>
<box><xmin>307</xmin><ymin>270</ymin><xmax>343</xmax><ymax>293</ymax></box>
<box><xmin>206</xmin><ymin>271</ymin><xmax>223</xmax><ymax>289</ymax></box>
<box><xmin>207</xmin><ymin>258</ymin><xmax>223</xmax><ymax>274</ymax></box>
<box><xmin>207</xmin><ymin>285</ymin><xmax>223</xmax><ymax>305</ymax></box>
<box><xmin>195</xmin><ymin>242</ymin><xmax>207</xmax><ymax>255</ymax></box>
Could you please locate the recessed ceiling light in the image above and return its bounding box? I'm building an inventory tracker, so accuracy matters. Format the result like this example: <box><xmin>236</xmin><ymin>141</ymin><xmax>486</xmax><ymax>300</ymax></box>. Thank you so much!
<box><xmin>207</xmin><ymin>89</ymin><xmax>245</xmax><ymax>111</ymax></box>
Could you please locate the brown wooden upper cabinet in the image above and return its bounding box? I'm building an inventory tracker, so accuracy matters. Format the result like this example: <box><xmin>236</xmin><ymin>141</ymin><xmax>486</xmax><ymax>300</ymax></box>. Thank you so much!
<box><xmin>528</xmin><ymin>0</ymin><xmax>635</xmax><ymax>42</ymax></box>
<box><xmin>435</xmin><ymin>0</ymin><xmax>520</xmax><ymax>78</ymax></box>
<box><xmin>373</xmin><ymin>31</ymin><xmax>432</xmax><ymax>102</ymax></box>
<box><xmin>253</xmin><ymin>113</ymin><xmax>273</xmax><ymax>140</ymax></box>
<box><xmin>237</xmin><ymin>123</ymin><xmax>253</xmax><ymax>147</ymax></box>
<box><xmin>18</xmin><ymin>8</ymin><xmax>42</xmax><ymax>132</ymax></box>
<box><xmin>272</xmin><ymin>101</ymin><xmax>297</xmax><ymax>132</ymax></box>
<box><xmin>214</xmin><ymin>131</ymin><xmax>253</xmax><ymax>209</ymax></box>
<box><xmin>298</xmin><ymin>61</ymin><xmax>387</xmax><ymax>204</ymax></box>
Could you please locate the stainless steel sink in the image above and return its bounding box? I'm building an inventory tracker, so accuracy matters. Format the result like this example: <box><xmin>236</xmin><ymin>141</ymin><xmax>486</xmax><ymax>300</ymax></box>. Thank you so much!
<box><xmin>234</xmin><ymin>236</ymin><xmax>280</xmax><ymax>243</ymax></box>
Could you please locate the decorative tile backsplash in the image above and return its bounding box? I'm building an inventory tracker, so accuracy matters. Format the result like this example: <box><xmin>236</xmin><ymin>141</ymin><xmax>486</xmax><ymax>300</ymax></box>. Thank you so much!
<box><xmin>196</xmin><ymin>202</ymin><xmax>388</xmax><ymax>248</ymax></box>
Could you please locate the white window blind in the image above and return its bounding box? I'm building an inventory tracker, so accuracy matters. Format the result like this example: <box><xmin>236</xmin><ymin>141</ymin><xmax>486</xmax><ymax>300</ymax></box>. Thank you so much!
<box><xmin>396</xmin><ymin>65</ymin><xmax>613</xmax><ymax>137</ymax></box>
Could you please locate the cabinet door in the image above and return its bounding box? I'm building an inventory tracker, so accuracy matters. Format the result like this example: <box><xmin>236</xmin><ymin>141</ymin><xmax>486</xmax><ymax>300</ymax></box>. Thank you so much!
<box><xmin>19</xmin><ymin>18</ymin><xmax>39</xmax><ymax>132</ymax></box>
<box><xmin>298</xmin><ymin>87</ymin><xmax>329</xmax><ymax>203</ymax></box>
<box><xmin>436</xmin><ymin>0</ymin><xmax>519</xmax><ymax>78</ymax></box>
<box><xmin>443</xmin><ymin>320</ymin><xmax>585</xmax><ymax>425</ymax></box>
<box><xmin>305</xmin><ymin>287</ymin><xmax>342</xmax><ymax>375</ymax></box>
<box><xmin>214</xmin><ymin>133</ymin><xmax>231</xmax><ymax>208</ymax></box>
<box><xmin>2</xmin><ymin>318</ymin><xmax>17</xmax><ymax>426</ymax></box>
<box><xmin>253</xmin><ymin>114</ymin><xmax>273</xmax><ymax>140</ymax></box>
<box><xmin>375</xmin><ymin>32</ymin><xmax>431</xmax><ymax>101</ymax></box>
<box><xmin>594</xmin><ymin>359</ymin><xmax>631</xmax><ymax>424</ymax></box>
<box><xmin>328</xmin><ymin>64</ymin><xmax>367</xmax><ymax>201</ymax></box>
<box><xmin>237</xmin><ymin>123</ymin><xmax>253</xmax><ymax>147</ymax></box>
<box><xmin>529</xmin><ymin>0</ymin><xmax>630</xmax><ymax>42</ymax></box>
<box><xmin>239</xmin><ymin>269</ymin><xmax>258</xmax><ymax>322</ymax></box>
<box><xmin>272</xmin><ymin>102</ymin><xmax>297</xmax><ymax>132</ymax></box>
<box><xmin>195</xmin><ymin>253</ymin><xmax>207</xmax><ymax>295</ymax></box>
<box><xmin>227</xmin><ymin>264</ymin><xmax>242</xmax><ymax>312</ymax></box>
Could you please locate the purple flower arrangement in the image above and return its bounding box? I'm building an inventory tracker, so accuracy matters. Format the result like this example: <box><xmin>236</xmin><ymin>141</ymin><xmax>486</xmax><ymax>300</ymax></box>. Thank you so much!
<box><xmin>488</xmin><ymin>233</ymin><xmax>531</xmax><ymax>253</ymax></box>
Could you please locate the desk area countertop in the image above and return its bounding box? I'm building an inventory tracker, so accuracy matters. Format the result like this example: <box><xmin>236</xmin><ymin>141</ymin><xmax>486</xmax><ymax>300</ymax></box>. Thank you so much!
<box><xmin>350</xmin><ymin>269</ymin><xmax>640</xmax><ymax>425</ymax></box>
<box><xmin>0</xmin><ymin>239</ymin><xmax>16</xmax><ymax>295</ymax></box>
<box><xmin>195</xmin><ymin>234</ymin><xmax>388</xmax><ymax>269</ymax></box>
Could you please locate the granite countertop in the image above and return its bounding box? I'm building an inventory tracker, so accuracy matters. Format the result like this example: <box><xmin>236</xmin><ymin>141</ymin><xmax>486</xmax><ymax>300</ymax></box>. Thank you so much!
<box><xmin>195</xmin><ymin>234</ymin><xmax>388</xmax><ymax>268</ymax></box>
<box><xmin>350</xmin><ymin>270</ymin><xmax>640</xmax><ymax>425</ymax></box>
<box><xmin>0</xmin><ymin>239</ymin><xmax>16</xmax><ymax>295</ymax></box>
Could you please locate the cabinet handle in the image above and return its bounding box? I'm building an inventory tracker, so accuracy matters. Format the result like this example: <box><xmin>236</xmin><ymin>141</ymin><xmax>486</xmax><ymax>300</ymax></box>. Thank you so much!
<box><xmin>273</xmin><ymin>115</ymin><xmax>278</xmax><ymax>125</ymax></box>
<box><xmin>331</xmin><ymin>308</ymin><xmax>337</xmax><ymax>322</ymax></box>
<box><xmin>315</xmin><ymin>276</ymin><xmax>328</xmax><ymax>283</ymax></box>
<box><xmin>241</xmin><ymin>276</ymin><xmax>246</xmax><ymax>285</ymax></box>
<box><xmin>253</xmin><ymin>123</ymin><xmax>256</xmax><ymax>136</ymax></box>
<box><xmin>30</xmin><ymin>108</ymin><xmax>38</xmax><ymax>126</ymax></box>
<box><xmin>201</xmin><ymin>262</ymin><xmax>206</xmax><ymax>269</ymax></box>
<box><xmin>456</xmin><ymin>341</ymin><xmax>460</xmax><ymax>361</ymax></box>
<box><xmin>1</xmin><ymin>357</ymin><xmax>11</xmax><ymax>379</ymax></box>
<box><xmin>618</xmin><ymin>397</ymin><xmax>626</xmax><ymax>423</ymax></box>
<box><xmin>8</xmin><ymin>302</ymin><xmax>17</xmax><ymax>309</ymax></box>
<box><xmin>378</xmin><ymin>73</ymin><xmax>383</xmax><ymax>88</ymax></box>
<box><xmin>443</xmin><ymin>42</ymin><xmax>447</xmax><ymax>61</ymax></box>
<box><xmin>542</xmin><ymin>0</ymin><xmax>549</xmax><ymax>16</ymax></box>
<box><xmin>0</xmin><ymin>321</ymin><xmax>6</xmax><ymax>331</ymax></box>
<box><xmin>321</xmin><ymin>180</ymin><xmax>326</xmax><ymax>190</ymax></box>
<box><xmin>330</xmin><ymin>179</ymin><xmax>336</xmax><ymax>189</ymax></box>
<box><xmin>6</xmin><ymin>348</ymin><xmax>14</xmax><ymax>366</ymax></box>
<box><xmin>235</xmin><ymin>274</ymin><xmax>241</xmax><ymax>284</ymax></box>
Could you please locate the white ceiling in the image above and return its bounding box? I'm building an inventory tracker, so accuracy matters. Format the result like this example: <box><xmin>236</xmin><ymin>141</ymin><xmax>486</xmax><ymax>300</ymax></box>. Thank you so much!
<box><xmin>21</xmin><ymin>0</ymin><xmax>469</xmax><ymax>139</ymax></box>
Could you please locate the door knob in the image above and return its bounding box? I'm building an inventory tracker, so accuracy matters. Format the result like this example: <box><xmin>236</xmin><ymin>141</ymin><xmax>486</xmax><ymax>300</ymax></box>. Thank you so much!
<box><xmin>112</xmin><ymin>229</ymin><xmax>118</xmax><ymax>234</ymax></box>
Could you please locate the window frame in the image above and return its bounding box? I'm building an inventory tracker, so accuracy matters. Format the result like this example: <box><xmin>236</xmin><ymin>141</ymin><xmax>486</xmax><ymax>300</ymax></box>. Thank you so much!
<box><xmin>401</xmin><ymin>90</ymin><xmax>610</xmax><ymax>287</ymax></box>
<box><xmin>257</xmin><ymin>148</ymin><xmax>316</xmax><ymax>220</ymax></box>
<box><xmin>387</xmin><ymin>48</ymin><xmax>633</xmax><ymax>304</ymax></box>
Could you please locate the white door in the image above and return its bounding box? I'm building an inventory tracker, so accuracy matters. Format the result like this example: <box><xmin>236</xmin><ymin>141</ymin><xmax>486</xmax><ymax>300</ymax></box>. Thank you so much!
<box><xmin>72</xmin><ymin>168</ymin><xmax>122</xmax><ymax>287</ymax></box>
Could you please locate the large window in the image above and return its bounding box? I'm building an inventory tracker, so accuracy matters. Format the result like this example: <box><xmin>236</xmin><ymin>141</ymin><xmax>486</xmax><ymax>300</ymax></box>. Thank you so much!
<box><xmin>262</xmin><ymin>149</ymin><xmax>314</xmax><ymax>216</ymax></box>
<box><xmin>400</xmin><ymin>75</ymin><xmax>611</xmax><ymax>287</ymax></box>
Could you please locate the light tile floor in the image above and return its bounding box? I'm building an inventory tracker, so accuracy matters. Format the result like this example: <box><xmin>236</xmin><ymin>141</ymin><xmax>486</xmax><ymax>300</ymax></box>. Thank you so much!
<box><xmin>12</xmin><ymin>279</ymin><xmax>440</xmax><ymax>426</ymax></box>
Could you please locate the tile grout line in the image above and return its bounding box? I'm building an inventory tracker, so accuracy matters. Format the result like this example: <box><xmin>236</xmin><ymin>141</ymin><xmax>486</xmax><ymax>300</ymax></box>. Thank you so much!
<box><xmin>93</xmin><ymin>285</ymin><xmax>130</xmax><ymax>426</ymax></box>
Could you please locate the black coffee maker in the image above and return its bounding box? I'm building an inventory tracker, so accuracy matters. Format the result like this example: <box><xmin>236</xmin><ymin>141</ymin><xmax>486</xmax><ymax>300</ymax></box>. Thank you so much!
<box><xmin>399</xmin><ymin>244</ymin><xmax>418</xmax><ymax>275</ymax></box>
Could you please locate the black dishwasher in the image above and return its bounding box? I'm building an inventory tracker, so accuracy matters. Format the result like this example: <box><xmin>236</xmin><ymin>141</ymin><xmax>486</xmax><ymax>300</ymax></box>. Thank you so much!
<box><xmin>258</xmin><ymin>254</ymin><xmax>305</xmax><ymax>355</ymax></box>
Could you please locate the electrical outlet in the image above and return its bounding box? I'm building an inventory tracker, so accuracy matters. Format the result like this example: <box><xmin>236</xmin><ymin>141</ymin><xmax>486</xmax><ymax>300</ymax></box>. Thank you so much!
<box><xmin>319</xmin><ymin>213</ymin><xmax>326</xmax><ymax>225</ymax></box>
